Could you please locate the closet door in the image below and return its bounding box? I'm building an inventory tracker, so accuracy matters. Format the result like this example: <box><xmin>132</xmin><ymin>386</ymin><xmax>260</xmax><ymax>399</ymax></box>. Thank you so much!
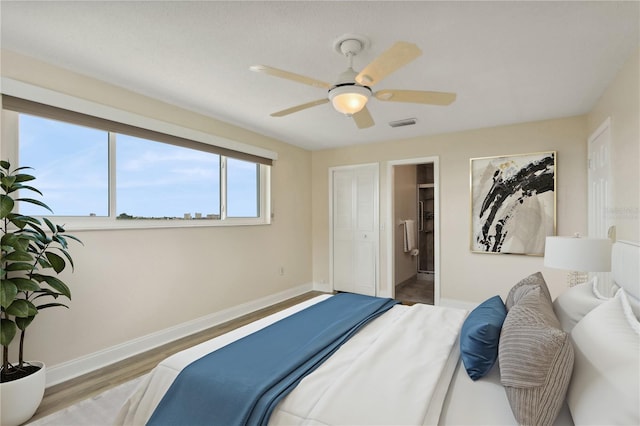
<box><xmin>331</xmin><ymin>164</ymin><xmax>378</xmax><ymax>296</ymax></box>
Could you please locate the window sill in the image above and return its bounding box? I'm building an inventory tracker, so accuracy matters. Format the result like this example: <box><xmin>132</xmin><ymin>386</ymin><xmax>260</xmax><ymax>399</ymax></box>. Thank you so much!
<box><xmin>43</xmin><ymin>217</ymin><xmax>271</xmax><ymax>232</ymax></box>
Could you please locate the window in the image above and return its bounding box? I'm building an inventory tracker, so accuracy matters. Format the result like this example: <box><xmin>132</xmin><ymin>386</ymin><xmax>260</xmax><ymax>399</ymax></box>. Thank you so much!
<box><xmin>19</xmin><ymin>114</ymin><xmax>109</xmax><ymax>217</ymax></box>
<box><xmin>226</xmin><ymin>157</ymin><xmax>259</xmax><ymax>218</ymax></box>
<box><xmin>115</xmin><ymin>134</ymin><xmax>222</xmax><ymax>220</ymax></box>
<box><xmin>1</xmin><ymin>91</ymin><xmax>272</xmax><ymax>229</ymax></box>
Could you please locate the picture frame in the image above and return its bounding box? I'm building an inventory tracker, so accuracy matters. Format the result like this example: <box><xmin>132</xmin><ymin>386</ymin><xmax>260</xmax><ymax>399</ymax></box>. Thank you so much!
<box><xmin>470</xmin><ymin>151</ymin><xmax>556</xmax><ymax>255</ymax></box>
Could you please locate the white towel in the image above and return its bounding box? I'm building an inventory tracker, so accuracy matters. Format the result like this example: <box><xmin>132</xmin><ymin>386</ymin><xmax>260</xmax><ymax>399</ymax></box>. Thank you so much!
<box><xmin>403</xmin><ymin>220</ymin><xmax>416</xmax><ymax>252</ymax></box>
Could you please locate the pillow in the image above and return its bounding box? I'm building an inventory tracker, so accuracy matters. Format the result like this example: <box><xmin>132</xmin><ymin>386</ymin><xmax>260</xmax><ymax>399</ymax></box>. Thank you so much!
<box><xmin>499</xmin><ymin>285</ymin><xmax>573</xmax><ymax>426</ymax></box>
<box><xmin>505</xmin><ymin>271</ymin><xmax>552</xmax><ymax>310</ymax></box>
<box><xmin>567</xmin><ymin>289</ymin><xmax>639</xmax><ymax>425</ymax></box>
<box><xmin>460</xmin><ymin>295</ymin><xmax>507</xmax><ymax>380</ymax></box>
<box><xmin>553</xmin><ymin>277</ymin><xmax>608</xmax><ymax>332</ymax></box>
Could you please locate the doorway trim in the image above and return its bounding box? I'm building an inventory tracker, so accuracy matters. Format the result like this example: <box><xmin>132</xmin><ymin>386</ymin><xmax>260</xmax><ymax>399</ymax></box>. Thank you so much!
<box><xmin>587</xmin><ymin>117</ymin><xmax>613</xmax><ymax>289</ymax></box>
<box><xmin>587</xmin><ymin>116</ymin><xmax>612</xmax><ymax>238</ymax></box>
<box><xmin>386</xmin><ymin>156</ymin><xmax>440</xmax><ymax>304</ymax></box>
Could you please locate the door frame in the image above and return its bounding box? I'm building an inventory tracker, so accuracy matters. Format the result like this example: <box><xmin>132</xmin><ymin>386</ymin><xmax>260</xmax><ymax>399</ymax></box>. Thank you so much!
<box><xmin>587</xmin><ymin>117</ymin><xmax>613</xmax><ymax>289</ymax></box>
<box><xmin>587</xmin><ymin>116</ymin><xmax>613</xmax><ymax>237</ymax></box>
<box><xmin>329</xmin><ymin>162</ymin><xmax>380</xmax><ymax>295</ymax></box>
<box><xmin>386</xmin><ymin>156</ymin><xmax>441</xmax><ymax>304</ymax></box>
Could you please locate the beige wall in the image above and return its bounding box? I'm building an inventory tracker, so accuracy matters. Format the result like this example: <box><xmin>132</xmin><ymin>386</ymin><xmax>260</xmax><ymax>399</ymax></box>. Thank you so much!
<box><xmin>312</xmin><ymin>116</ymin><xmax>589</xmax><ymax>303</ymax></box>
<box><xmin>1</xmin><ymin>51</ymin><xmax>313</xmax><ymax>367</ymax></box>
<box><xmin>393</xmin><ymin>165</ymin><xmax>418</xmax><ymax>285</ymax></box>
<box><xmin>588</xmin><ymin>47</ymin><xmax>640</xmax><ymax>243</ymax></box>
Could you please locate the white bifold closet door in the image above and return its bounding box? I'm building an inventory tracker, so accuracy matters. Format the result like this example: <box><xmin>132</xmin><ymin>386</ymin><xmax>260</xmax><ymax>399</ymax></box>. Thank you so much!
<box><xmin>331</xmin><ymin>164</ymin><xmax>379</xmax><ymax>296</ymax></box>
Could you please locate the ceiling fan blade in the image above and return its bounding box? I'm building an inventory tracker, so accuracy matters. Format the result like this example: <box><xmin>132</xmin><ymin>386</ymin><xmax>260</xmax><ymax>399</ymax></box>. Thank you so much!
<box><xmin>250</xmin><ymin>65</ymin><xmax>331</xmax><ymax>89</ymax></box>
<box><xmin>355</xmin><ymin>41</ymin><xmax>422</xmax><ymax>87</ymax></box>
<box><xmin>352</xmin><ymin>106</ymin><xmax>374</xmax><ymax>129</ymax></box>
<box><xmin>375</xmin><ymin>89</ymin><xmax>457</xmax><ymax>106</ymax></box>
<box><xmin>270</xmin><ymin>98</ymin><xmax>329</xmax><ymax>117</ymax></box>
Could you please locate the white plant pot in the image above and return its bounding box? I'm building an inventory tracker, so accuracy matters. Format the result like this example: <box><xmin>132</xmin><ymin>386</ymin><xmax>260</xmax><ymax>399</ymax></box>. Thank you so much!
<box><xmin>0</xmin><ymin>361</ymin><xmax>46</xmax><ymax>426</ymax></box>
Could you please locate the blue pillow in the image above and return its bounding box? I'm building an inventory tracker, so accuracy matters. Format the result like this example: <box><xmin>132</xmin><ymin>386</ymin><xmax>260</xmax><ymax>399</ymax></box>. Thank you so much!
<box><xmin>460</xmin><ymin>295</ymin><xmax>507</xmax><ymax>380</ymax></box>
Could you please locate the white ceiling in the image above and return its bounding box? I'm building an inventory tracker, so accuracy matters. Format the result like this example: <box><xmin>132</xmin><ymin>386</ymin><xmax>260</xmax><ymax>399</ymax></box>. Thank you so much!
<box><xmin>1</xmin><ymin>1</ymin><xmax>638</xmax><ymax>151</ymax></box>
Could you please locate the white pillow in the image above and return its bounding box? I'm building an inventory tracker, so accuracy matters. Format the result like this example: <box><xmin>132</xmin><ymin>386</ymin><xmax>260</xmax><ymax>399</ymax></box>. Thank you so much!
<box><xmin>623</xmin><ymin>289</ymin><xmax>640</xmax><ymax>319</ymax></box>
<box><xmin>552</xmin><ymin>277</ymin><xmax>607</xmax><ymax>333</ymax></box>
<box><xmin>567</xmin><ymin>289</ymin><xmax>640</xmax><ymax>425</ymax></box>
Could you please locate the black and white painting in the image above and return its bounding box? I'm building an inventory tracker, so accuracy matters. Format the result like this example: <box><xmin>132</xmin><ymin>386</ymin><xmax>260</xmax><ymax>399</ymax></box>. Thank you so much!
<box><xmin>470</xmin><ymin>151</ymin><xmax>556</xmax><ymax>255</ymax></box>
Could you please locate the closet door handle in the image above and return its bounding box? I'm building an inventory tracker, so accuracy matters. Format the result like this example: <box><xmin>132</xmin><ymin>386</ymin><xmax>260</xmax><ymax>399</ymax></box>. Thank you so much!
<box><xmin>419</xmin><ymin>201</ymin><xmax>424</xmax><ymax>231</ymax></box>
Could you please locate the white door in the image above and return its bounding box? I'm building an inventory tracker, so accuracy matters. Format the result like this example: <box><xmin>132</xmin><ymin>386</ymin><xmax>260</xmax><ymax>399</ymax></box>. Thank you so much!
<box><xmin>331</xmin><ymin>164</ymin><xmax>378</xmax><ymax>296</ymax></box>
<box><xmin>588</xmin><ymin>118</ymin><xmax>612</xmax><ymax>290</ymax></box>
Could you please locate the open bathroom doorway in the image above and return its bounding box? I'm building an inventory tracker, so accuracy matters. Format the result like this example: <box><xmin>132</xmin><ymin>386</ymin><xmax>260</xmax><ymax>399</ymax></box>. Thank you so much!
<box><xmin>388</xmin><ymin>157</ymin><xmax>439</xmax><ymax>305</ymax></box>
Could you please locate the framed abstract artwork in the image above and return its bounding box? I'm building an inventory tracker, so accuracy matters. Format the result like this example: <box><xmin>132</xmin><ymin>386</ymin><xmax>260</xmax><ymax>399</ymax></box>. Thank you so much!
<box><xmin>470</xmin><ymin>151</ymin><xmax>556</xmax><ymax>255</ymax></box>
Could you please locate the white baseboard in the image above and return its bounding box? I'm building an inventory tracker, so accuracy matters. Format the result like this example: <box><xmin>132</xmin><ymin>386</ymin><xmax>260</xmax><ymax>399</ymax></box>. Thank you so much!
<box><xmin>45</xmin><ymin>283</ymin><xmax>314</xmax><ymax>387</ymax></box>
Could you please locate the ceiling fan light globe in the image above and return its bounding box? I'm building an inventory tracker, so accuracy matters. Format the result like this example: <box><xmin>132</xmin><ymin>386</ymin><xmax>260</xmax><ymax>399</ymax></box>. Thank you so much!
<box><xmin>329</xmin><ymin>85</ymin><xmax>371</xmax><ymax>116</ymax></box>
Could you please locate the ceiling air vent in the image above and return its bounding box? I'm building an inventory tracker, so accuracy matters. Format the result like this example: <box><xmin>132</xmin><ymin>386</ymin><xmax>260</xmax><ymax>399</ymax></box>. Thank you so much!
<box><xmin>388</xmin><ymin>117</ymin><xmax>417</xmax><ymax>128</ymax></box>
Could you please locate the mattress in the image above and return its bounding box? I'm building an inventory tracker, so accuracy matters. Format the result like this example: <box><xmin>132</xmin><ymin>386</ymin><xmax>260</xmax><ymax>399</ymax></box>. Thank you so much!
<box><xmin>116</xmin><ymin>294</ymin><xmax>467</xmax><ymax>425</ymax></box>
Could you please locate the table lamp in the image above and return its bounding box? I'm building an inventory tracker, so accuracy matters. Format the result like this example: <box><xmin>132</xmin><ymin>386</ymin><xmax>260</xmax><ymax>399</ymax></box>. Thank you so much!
<box><xmin>544</xmin><ymin>235</ymin><xmax>612</xmax><ymax>286</ymax></box>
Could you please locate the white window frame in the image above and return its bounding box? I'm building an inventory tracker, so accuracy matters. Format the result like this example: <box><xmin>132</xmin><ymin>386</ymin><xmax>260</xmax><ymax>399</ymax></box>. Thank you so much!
<box><xmin>1</xmin><ymin>79</ymin><xmax>274</xmax><ymax>230</ymax></box>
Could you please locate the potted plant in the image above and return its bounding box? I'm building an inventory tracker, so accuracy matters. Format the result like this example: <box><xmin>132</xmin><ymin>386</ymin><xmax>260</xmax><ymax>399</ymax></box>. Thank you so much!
<box><xmin>0</xmin><ymin>160</ymin><xmax>82</xmax><ymax>426</ymax></box>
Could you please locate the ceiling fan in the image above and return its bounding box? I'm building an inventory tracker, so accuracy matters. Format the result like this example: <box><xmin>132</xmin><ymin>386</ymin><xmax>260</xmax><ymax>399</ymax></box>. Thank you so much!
<box><xmin>250</xmin><ymin>34</ymin><xmax>456</xmax><ymax>129</ymax></box>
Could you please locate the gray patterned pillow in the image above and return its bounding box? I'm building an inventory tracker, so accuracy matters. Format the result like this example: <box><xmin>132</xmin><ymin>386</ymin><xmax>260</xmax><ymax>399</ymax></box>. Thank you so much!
<box><xmin>499</xmin><ymin>281</ymin><xmax>574</xmax><ymax>426</ymax></box>
<box><xmin>505</xmin><ymin>271</ymin><xmax>552</xmax><ymax>310</ymax></box>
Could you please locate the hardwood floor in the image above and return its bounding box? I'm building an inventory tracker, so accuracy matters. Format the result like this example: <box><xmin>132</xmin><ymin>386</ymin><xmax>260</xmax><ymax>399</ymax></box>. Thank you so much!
<box><xmin>30</xmin><ymin>291</ymin><xmax>325</xmax><ymax>422</ymax></box>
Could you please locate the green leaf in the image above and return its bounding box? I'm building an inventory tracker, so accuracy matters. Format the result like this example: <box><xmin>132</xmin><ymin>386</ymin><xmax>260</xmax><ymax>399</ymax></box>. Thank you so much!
<box><xmin>11</xmin><ymin>277</ymin><xmax>41</xmax><ymax>292</ymax></box>
<box><xmin>0</xmin><ymin>319</ymin><xmax>17</xmax><ymax>346</ymax></box>
<box><xmin>0</xmin><ymin>279</ymin><xmax>18</xmax><ymax>308</ymax></box>
<box><xmin>56</xmin><ymin>248</ymin><xmax>75</xmax><ymax>270</ymax></box>
<box><xmin>12</xmin><ymin>166</ymin><xmax>34</xmax><ymax>173</ymax></box>
<box><xmin>10</xmin><ymin>215</ymin><xmax>41</xmax><ymax>229</ymax></box>
<box><xmin>32</xmin><ymin>274</ymin><xmax>71</xmax><ymax>299</ymax></box>
<box><xmin>43</xmin><ymin>217</ymin><xmax>56</xmax><ymax>233</ymax></box>
<box><xmin>15</xmin><ymin>198</ymin><xmax>53</xmax><ymax>214</ymax></box>
<box><xmin>13</xmin><ymin>173</ymin><xmax>36</xmax><ymax>183</ymax></box>
<box><xmin>24</xmin><ymin>223</ymin><xmax>48</xmax><ymax>239</ymax></box>
<box><xmin>6</xmin><ymin>299</ymin><xmax>30</xmax><ymax>317</ymax></box>
<box><xmin>0</xmin><ymin>160</ymin><xmax>10</xmax><ymax>170</ymax></box>
<box><xmin>24</xmin><ymin>300</ymin><xmax>37</xmax><ymax>316</ymax></box>
<box><xmin>45</xmin><ymin>251</ymin><xmax>66</xmax><ymax>273</ymax></box>
<box><xmin>7</xmin><ymin>183</ymin><xmax>42</xmax><ymax>195</ymax></box>
<box><xmin>2</xmin><ymin>233</ymin><xmax>31</xmax><ymax>252</ymax></box>
<box><xmin>33</xmin><ymin>288</ymin><xmax>60</xmax><ymax>299</ymax></box>
<box><xmin>63</xmin><ymin>234</ymin><xmax>83</xmax><ymax>245</ymax></box>
<box><xmin>1</xmin><ymin>175</ymin><xmax>17</xmax><ymax>189</ymax></box>
<box><xmin>5</xmin><ymin>262</ymin><xmax>34</xmax><ymax>272</ymax></box>
<box><xmin>15</xmin><ymin>315</ymin><xmax>35</xmax><ymax>331</ymax></box>
<box><xmin>37</xmin><ymin>257</ymin><xmax>52</xmax><ymax>269</ymax></box>
<box><xmin>36</xmin><ymin>302</ymin><xmax>69</xmax><ymax>310</ymax></box>
<box><xmin>4</xmin><ymin>251</ymin><xmax>34</xmax><ymax>262</ymax></box>
<box><xmin>0</xmin><ymin>194</ymin><xmax>15</xmax><ymax>218</ymax></box>
<box><xmin>53</xmin><ymin>235</ymin><xmax>69</xmax><ymax>249</ymax></box>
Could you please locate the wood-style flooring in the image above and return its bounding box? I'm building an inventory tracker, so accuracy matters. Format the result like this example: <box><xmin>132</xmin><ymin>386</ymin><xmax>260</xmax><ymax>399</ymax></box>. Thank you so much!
<box><xmin>30</xmin><ymin>291</ymin><xmax>324</xmax><ymax>422</ymax></box>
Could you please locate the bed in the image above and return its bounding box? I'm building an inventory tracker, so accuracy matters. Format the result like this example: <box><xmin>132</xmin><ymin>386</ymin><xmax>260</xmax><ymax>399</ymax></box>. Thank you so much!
<box><xmin>115</xmin><ymin>240</ymin><xmax>639</xmax><ymax>426</ymax></box>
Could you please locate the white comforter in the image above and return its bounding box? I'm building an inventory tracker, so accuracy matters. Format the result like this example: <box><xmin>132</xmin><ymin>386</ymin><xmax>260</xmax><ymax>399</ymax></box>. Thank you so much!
<box><xmin>116</xmin><ymin>295</ymin><xmax>467</xmax><ymax>426</ymax></box>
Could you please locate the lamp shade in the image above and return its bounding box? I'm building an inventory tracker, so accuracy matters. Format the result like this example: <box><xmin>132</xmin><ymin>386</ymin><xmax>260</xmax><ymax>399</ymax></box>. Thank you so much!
<box><xmin>329</xmin><ymin>85</ymin><xmax>370</xmax><ymax>115</ymax></box>
<box><xmin>544</xmin><ymin>236</ymin><xmax>612</xmax><ymax>272</ymax></box>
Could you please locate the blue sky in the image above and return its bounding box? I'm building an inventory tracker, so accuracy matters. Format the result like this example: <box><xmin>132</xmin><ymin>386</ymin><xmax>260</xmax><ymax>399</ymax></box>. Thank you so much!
<box><xmin>18</xmin><ymin>114</ymin><xmax>258</xmax><ymax>218</ymax></box>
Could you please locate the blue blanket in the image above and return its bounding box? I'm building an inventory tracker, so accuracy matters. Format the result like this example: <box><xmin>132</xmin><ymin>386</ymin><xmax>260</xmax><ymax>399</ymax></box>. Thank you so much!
<box><xmin>147</xmin><ymin>293</ymin><xmax>398</xmax><ymax>426</ymax></box>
